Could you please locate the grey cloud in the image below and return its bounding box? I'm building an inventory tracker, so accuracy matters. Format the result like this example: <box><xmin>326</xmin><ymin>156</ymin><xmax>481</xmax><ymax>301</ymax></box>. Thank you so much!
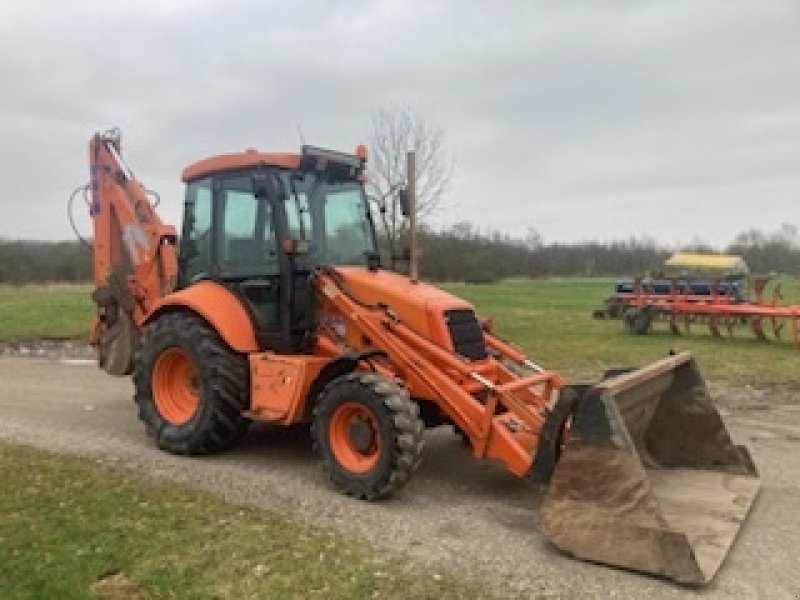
<box><xmin>0</xmin><ymin>0</ymin><xmax>798</xmax><ymax>245</ymax></box>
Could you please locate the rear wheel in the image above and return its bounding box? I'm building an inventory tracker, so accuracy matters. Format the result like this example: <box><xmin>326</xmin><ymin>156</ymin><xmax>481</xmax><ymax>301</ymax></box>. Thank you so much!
<box><xmin>312</xmin><ymin>372</ymin><xmax>424</xmax><ymax>500</ymax></box>
<box><xmin>134</xmin><ymin>312</ymin><xmax>250</xmax><ymax>455</ymax></box>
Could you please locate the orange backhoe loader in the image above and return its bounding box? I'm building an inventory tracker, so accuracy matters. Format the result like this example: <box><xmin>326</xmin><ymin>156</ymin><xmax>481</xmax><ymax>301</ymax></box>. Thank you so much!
<box><xmin>79</xmin><ymin>129</ymin><xmax>759</xmax><ymax>584</ymax></box>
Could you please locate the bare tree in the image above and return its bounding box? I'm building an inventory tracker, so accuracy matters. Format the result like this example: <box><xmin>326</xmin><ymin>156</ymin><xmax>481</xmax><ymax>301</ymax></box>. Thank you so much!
<box><xmin>367</xmin><ymin>107</ymin><xmax>454</xmax><ymax>260</ymax></box>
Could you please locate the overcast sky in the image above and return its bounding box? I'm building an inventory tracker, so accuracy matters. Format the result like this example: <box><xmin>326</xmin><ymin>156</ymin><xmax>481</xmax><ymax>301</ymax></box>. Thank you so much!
<box><xmin>1</xmin><ymin>1</ymin><xmax>798</xmax><ymax>247</ymax></box>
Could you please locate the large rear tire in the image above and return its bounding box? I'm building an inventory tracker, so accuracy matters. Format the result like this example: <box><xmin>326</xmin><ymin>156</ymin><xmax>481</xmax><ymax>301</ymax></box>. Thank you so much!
<box><xmin>134</xmin><ymin>312</ymin><xmax>250</xmax><ymax>455</ymax></box>
<box><xmin>312</xmin><ymin>372</ymin><xmax>424</xmax><ymax>500</ymax></box>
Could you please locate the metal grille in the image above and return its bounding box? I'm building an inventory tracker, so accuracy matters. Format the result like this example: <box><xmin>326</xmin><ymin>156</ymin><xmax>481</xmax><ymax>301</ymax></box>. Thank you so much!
<box><xmin>444</xmin><ymin>309</ymin><xmax>488</xmax><ymax>361</ymax></box>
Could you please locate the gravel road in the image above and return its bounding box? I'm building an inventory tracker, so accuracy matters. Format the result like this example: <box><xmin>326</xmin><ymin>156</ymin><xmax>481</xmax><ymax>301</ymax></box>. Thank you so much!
<box><xmin>0</xmin><ymin>356</ymin><xmax>797</xmax><ymax>599</ymax></box>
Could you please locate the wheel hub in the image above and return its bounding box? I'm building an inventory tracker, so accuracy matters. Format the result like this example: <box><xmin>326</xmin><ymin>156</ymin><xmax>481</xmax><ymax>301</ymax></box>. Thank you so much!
<box><xmin>328</xmin><ymin>401</ymin><xmax>381</xmax><ymax>473</ymax></box>
<box><xmin>151</xmin><ymin>347</ymin><xmax>199</xmax><ymax>425</ymax></box>
<box><xmin>348</xmin><ymin>418</ymin><xmax>376</xmax><ymax>453</ymax></box>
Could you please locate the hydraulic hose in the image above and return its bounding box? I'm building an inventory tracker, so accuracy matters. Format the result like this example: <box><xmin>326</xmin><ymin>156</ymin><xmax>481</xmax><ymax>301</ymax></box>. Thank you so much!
<box><xmin>67</xmin><ymin>183</ymin><xmax>92</xmax><ymax>248</ymax></box>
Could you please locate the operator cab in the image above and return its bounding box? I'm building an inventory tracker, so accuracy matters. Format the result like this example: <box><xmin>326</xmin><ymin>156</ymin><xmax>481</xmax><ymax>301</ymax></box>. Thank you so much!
<box><xmin>178</xmin><ymin>145</ymin><xmax>378</xmax><ymax>353</ymax></box>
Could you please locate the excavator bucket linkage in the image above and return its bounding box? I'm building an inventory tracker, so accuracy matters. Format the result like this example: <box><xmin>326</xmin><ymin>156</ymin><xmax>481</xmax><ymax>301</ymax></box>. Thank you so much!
<box><xmin>538</xmin><ymin>351</ymin><xmax>759</xmax><ymax>584</ymax></box>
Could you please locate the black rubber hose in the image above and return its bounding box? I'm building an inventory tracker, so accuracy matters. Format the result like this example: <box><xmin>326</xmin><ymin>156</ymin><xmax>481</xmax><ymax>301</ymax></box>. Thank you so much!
<box><xmin>67</xmin><ymin>183</ymin><xmax>92</xmax><ymax>248</ymax></box>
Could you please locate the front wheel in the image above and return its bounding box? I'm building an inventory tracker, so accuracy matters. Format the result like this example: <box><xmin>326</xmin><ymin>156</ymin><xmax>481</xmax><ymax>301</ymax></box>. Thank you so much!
<box><xmin>312</xmin><ymin>372</ymin><xmax>424</xmax><ymax>500</ymax></box>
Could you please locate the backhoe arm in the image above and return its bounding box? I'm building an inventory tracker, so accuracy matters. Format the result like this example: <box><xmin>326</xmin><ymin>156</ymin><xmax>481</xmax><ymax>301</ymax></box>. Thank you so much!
<box><xmin>88</xmin><ymin>129</ymin><xmax>178</xmax><ymax>375</ymax></box>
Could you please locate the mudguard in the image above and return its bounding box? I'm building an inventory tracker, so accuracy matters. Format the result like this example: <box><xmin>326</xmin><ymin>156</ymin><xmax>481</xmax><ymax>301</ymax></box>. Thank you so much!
<box><xmin>145</xmin><ymin>281</ymin><xmax>259</xmax><ymax>353</ymax></box>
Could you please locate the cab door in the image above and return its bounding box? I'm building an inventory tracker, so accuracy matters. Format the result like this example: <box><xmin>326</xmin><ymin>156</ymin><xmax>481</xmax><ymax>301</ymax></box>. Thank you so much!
<box><xmin>213</xmin><ymin>174</ymin><xmax>283</xmax><ymax>344</ymax></box>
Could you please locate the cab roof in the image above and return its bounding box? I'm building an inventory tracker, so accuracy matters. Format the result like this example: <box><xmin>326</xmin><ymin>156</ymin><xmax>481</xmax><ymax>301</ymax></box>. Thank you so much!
<box><xmin>181</xmin><ymin>150</ymin><xmax>301</xmax><ymax>183</ymax></box>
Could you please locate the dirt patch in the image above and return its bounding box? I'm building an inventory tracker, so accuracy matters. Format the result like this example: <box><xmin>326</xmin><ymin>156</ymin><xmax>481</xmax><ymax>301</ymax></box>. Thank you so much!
<box><xmin>90</xmin><ymin>572</ymin><xmax>156</xmax><ymax>600</ymax></box>
<box><xmin>708</xmin><ymin>380</ymin><xmax>800</xmax><ymax>410</ymax></box>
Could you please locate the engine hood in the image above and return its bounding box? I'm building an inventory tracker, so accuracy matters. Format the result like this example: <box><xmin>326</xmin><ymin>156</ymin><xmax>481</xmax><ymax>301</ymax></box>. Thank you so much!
<box><xmin>332</xmin><ymin>266</ymin><xmax>476</xmax><ymax>351</ymax></box>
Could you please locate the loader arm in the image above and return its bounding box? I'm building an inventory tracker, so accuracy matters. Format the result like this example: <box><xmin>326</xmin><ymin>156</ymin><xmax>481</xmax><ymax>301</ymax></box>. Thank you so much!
<box><xmin>88</xmin><ymin>129</ymin><xmax>178</xmax><ymax>375</ymax></box>
<box><xmin>315</xmin><ymin>267</ymin><xmax>566</xmax><ymax>476</ymax></box>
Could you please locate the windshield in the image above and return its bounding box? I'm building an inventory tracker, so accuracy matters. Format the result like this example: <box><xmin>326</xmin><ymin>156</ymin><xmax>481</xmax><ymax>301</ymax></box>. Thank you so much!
<box><xmin>285</xmin><ymin>172</ymin><xmax>376</xmax><ymax>268</ymax></box>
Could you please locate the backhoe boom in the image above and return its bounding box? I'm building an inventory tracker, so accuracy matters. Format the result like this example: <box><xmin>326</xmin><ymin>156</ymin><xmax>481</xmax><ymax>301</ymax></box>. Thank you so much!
<box><xmin>88</xmin><ymin>129</ymin><xmax>178</xmax><ymax>374</ymax></box>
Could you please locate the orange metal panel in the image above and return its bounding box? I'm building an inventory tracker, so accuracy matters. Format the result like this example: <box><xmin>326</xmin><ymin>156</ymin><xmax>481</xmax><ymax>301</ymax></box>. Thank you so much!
<box><xmin>248</xmin><ymin>353</ymin><xmax>329</xmax><ymax>424</ymax></box>
<box><xmin>146</xmin><ymin>281</ymin><xmax>258</xmax><ymax>352</ymax></box>
<box><xmin>333</xmin><ymin>266</ymin><xmax>474</xmax><ymax>349</ymax></box>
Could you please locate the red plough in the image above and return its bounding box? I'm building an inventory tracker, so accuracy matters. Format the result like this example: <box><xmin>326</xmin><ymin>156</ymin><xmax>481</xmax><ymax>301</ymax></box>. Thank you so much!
<box><xmin>611</xmin><ymin>276</ymin><xmax>800</xmax><ymax>347</ymax></box>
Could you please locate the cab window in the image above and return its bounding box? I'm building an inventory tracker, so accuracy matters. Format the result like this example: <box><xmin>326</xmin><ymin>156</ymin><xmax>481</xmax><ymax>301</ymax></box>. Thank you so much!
<box><xmin>217</xmin><ymin>176</ymin><xmax>277</xmax><ymax>277</ymax></box>
<box><xmin>182</xmin><ymin>178</ymin><xmax>213</xmax><ymax>283</ymax></box>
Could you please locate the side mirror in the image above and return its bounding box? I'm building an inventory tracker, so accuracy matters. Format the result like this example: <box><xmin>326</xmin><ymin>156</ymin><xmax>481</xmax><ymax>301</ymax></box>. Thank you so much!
<box><xmin>398</xmin><ymin>188</ymin><xmax>411</xmax><ymax>217</ymax></box>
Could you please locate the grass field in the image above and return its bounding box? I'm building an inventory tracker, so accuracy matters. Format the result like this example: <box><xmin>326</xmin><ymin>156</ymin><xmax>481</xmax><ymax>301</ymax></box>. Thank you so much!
<box><xmin>443</xmin><ymin>278</ymin><xmax>800</xmax><ymax>386</ymax></box>
<box><xmin>0</xmin><ymin>285</ymin><xmax>93</xmax><ymax>340</ymax></box>
<box><xmin>0</xmin><ymin>442</ymin><xmax>475</xmax><ymax>600</ymax></box>
<box><xmin>1</xmin><ymin>278</ymin><xmax>798</xmax><ymax>385</ymax></box>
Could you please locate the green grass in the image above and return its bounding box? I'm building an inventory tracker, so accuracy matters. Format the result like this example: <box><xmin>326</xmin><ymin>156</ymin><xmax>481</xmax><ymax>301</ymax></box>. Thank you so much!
<box><xmin>2</xmin><ymin>278</ymin><xmax>798</xmax><ymax>385</ymax></box>
<box><xmin>442</xmin><ymin>277</ymin><xmax>800</xmax><ymax>386</ymax></box>
<box><xmin>0</xmin><ymin>285</ymin><xmax>93</xmax><ymax>341</ymax></box>
<box><xmin>0</xmin><ymin>442</ymin><xmax>477</xmax><ymax>600</ymax></box>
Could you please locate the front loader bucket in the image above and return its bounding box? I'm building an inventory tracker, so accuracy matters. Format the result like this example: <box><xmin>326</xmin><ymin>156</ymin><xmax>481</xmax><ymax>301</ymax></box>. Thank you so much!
<box><xmin>538</xmin><ymin>352</ymin><xmax>759</xmax><ymax>584</ymax></box>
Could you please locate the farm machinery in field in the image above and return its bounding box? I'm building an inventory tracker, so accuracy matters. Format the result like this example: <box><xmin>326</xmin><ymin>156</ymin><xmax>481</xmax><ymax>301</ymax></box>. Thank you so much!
<box><xmin>596</xmin><ymin>253</ymin><xmax>800</xmax><ymax>346</ymax></box>
<box><xmin>75</xmin><ymin>130</ymin><xmax>760</xmax><ymax>584</ymax></box>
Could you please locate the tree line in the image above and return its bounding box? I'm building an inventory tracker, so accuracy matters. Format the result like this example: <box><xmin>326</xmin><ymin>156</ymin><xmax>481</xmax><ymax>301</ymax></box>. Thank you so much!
<box><xmin>0</xmin><ymin>239</ymin><xmax>92</xmax><ymax>284</ymax></box>
<box><xmin>415</xmin><ymin>224</ymin><xmax>667</xmax><ymax>282</ymax></box>
<box><xmin>415</xmin><ymin>221</ymin><xmax>800</xmax><ymax>282</ymax></box>
<box><xmin>1</xmin><ymin>222</ymin><xmax>799</xmax><ymax>284</ymax></box>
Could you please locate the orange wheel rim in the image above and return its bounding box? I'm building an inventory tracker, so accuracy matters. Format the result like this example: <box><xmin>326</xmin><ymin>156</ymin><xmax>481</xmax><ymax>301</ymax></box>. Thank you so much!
<box><xmin>328</xmin><ymin>402</ymin><xmax>381</xmax><ymax>473</ymax></box>
<box><xmin>152</xmin><ymin>348</ymin><xmax>199</xmax><ymax>425</ymax></box>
